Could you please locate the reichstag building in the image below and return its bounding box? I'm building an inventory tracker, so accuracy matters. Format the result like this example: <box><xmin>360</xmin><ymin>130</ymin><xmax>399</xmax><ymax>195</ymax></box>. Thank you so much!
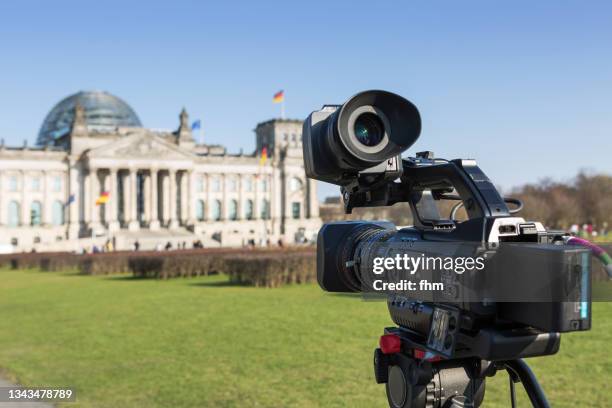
<box><xmin>0</xmin><ymin>91</ymin><xmax>320</xmax><ymax>252</ymax></box>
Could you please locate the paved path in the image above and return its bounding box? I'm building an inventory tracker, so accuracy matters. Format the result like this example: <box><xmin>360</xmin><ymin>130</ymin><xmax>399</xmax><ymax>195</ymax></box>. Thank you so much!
<box><xmin>0</xmin><ymin>377</ymin><xmax>53</xmax><ymax>408</ymax></box>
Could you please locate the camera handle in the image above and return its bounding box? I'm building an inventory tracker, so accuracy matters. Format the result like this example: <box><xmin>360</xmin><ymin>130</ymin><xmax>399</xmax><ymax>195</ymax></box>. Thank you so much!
<box><xmin>449</xmin><ymin>196</ymin><xmax>524</xmax><ymax>221</ymax></box>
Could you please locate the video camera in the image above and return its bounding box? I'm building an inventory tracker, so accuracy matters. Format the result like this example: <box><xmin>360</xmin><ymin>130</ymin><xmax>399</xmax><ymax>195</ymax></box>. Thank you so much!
<box><xmin>303</xmin><ymin>90</ymin><xmax>592</xmax><ymax>408</ymax></box>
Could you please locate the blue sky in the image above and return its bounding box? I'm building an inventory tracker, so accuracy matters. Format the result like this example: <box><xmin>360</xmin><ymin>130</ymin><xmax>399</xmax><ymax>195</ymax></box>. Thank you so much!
<box><xmin>0</xmin><ymin>0</ymin><xmax>610</xmax><ymax>199</ymax></box>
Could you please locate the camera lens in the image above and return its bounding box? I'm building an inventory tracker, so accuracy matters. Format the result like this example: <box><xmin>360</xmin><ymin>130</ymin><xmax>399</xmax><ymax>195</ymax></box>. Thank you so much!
<box><xmin>354</xmin><ymin>113</ymin><xmax>385</xmax><ymax>147</ymax></box>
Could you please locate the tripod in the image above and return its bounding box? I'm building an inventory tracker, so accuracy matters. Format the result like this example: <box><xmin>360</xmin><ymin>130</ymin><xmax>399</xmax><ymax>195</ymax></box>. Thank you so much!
<box><xmin>376</xmin><ymin>352</ymin><xmax>550</xmax><ymax>408</ymax></box>
<box><xmin>374</xmin><ymin>327</ymin><xmax>555</xmax><ymax>408</ymax></box>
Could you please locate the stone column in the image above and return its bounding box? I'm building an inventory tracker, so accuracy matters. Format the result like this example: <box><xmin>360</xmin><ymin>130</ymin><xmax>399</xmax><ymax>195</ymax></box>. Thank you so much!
<box><xmin>161</xmin><ymin>171</ymin><xmax>169</xmax><ymax>225</ymax></box>
<box><xmin>68</xmin><ymin>164</ymin><xmax>80</xmax><ymax>238</ymax></box>
<box><xmin>90</xmin><ymin>168</ymin><xmax>101</xmax><ymax>230</ymax></box>
<box><xmin>42</xmin><ymin>171</ymin><xmax>51</xmax><ymax>225</ymax></box>
<box><xmin>187</xmin><ymin>170</ymin><xmax>195</xmax><ymax>224</ymax></box>
<box><xmin>273</xmin><ymin>167</ymin><xmax>283</xmax><ymax>237</ymax></box>
<box><xmin>120</xmin><ymin>171</ymin><xmax>129</xmax><ymax>225</ymax></box>
<box><xmin>143</xmin><ymin>171</ymin><xmax>151</xmax><ymax>224</ymax></box>
<box><xmin>108</xmin><ymin>169</ymin><xmax>120</xmax><ymax>232</ymax></box>
<box><xmin>83</xmin><ymin>171</ymin><xmax>91</xmax><ymax>225</ymax></box>
<box><xmin>128</xmin><ymin>169</ymin><xmax>139</xmax><ymax>231</ymax></box>
<box><xmin>254</xmin><ymin>174</ymin><xmax>260</xmax><ymax>220</ymax></box>
<box><xmin>179</xmin><ymin>171</ymin><xmax>186</xmax><ymax>224</ymax></box>
<box><xmin>168</xmin><ymin>169</ymin><xmax>178</xmax><ymax>229</ymax></box>
<box><xmin>205</xmin><ymin>174</ymin><xmax>211</xmax><ymax>221</ymax></box>
<box><xmin>20</xmin><ymin>170</ymin><xmax>28</xmax><ymax>226</ymax></box>
<box><xmin>179</xmin><ymin>171</ymin><xmax>188</xmax><ymax>225</ymax></box>
<box><xmin>237</xmin><ymin>175</ymin><xmax>243</xmax><ymax>221</ymax></box>
<box><xmin>221</xmin><ymin>174</ymin><xmax>227</xmax><ymax>220</ymax></box>
<box><xmin>150</xmin><ymin>169</ymin><xmax>160</xmax><ymax>230</ymax></box>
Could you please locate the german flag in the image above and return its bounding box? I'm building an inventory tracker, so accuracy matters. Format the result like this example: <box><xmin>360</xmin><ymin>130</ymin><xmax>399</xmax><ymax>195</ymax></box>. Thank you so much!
<box><xmin>273</xmin><ymin>90</ymin><xmax>284</xmax><ymax>103</ymax></box>
<box><xmin>95</xmin><ymin>191</ymin><xmax>109</xmax><ymax>205</ymax></box>
<box><xmin>260</xmin><ymin>146</ymin><xmax>268</xmax><ymax>166</ymax></box>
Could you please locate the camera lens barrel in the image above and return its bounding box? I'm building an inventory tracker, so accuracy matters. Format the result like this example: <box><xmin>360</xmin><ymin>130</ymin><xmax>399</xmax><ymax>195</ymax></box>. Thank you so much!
<box><xmin>337</xmin><ymin>223</ymin><xmax>397</xmax><ymax>291</ymax></box>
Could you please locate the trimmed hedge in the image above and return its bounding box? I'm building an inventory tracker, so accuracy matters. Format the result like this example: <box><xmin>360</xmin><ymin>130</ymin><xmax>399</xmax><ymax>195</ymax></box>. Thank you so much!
<box><xmin>226</xmin><ymin>252</ymin><xmax>316</xmax><ymax>287</ymax></box>
<box><xmin>1</xmin><ymin>248</ymin><xmax>317</xmax><ymax>287</ymax></box>
<box><xmin>0</xmin><ymin>252</ymin><xmax>75</xmax><ymax>271</ymax></box>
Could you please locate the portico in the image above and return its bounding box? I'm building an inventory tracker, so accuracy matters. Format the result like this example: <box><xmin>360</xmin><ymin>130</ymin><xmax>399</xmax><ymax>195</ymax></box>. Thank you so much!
<box><xmin>86</xmin><ymin>167</ymin><xmax>193</xmax><ymax>231</ymax></box>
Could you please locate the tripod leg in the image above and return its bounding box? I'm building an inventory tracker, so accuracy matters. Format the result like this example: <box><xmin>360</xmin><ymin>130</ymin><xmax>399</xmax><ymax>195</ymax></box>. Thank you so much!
<box><xmin>504</xmin><ymin>359</ymin><xmax>550</xmax><ymax>408</ymax></box>
<box><xmin>509</xmin><ymin>375</ymin><xmax>516</xmax><ymax>408</ymax></box>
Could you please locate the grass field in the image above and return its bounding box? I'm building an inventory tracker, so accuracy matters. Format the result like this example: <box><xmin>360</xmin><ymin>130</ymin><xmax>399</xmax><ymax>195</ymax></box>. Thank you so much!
<box><xmin>0</xmin><ymin>268</ymin><xmax>610</xmax><ymax>407</ymax></box>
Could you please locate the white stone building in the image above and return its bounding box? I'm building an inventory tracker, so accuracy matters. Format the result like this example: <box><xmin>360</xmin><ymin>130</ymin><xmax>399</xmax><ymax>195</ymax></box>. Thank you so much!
<box><xmin>0</xmin><ymin>91</ymin><xmax>320</xmax><ymax>252</ymax></box>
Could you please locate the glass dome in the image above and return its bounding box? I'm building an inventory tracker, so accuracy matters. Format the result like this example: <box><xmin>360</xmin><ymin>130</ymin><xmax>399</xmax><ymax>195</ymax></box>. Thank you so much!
<box><xmin>37</xmin><ymin>91</ymin><xmax>142</xmax><ymax>146</ymax></box>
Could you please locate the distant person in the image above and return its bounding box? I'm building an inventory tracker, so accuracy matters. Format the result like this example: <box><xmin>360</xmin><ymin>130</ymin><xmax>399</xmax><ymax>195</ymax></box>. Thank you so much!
<box><xmin>165</xmin><ymin>241</ymin><xmax>172</xmax><ymax>251</ymax></box>
<box><xmin>181</xmin><ymin>241</ymin><xmax>187</xmax><ymax>250</ymax></box>
<box><xmin>277</xmin><ymin>238</ymin><xmax>284</xmax><ymax>248</ymax></box>
<box><xmin>570</xmin><ymin>224</ymin><xmax>579</xmax><ymax>236</ymax></box>
<box><xmin>133</xmin><ymin>240</ymin><xmax>140</xmax><ymax>251</ymax></box>
<box><xmin>580</xmin><ymin>224</ymin><xmax>589</xmax><ymax>238</ymax></box>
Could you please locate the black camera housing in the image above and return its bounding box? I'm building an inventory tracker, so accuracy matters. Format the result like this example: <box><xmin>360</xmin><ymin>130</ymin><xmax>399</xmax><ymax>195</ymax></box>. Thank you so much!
<box><xmin>304</xmin><ymin>90</ymin><xmax>592</xmax><ymax>361</ymax></box>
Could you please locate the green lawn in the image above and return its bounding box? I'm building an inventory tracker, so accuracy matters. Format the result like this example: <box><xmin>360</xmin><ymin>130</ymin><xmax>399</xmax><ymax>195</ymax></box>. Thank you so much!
<box><xmin>0</xmin><ymin>268</ymin><xmax>610</xmax><ymax>407</ymax></box>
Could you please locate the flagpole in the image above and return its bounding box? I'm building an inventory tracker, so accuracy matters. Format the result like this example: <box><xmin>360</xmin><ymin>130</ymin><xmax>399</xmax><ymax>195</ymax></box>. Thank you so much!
<box><xmin>281</xmin><ymin>99</ymin><xmax>285</xmax><ymax>119</ymax></box>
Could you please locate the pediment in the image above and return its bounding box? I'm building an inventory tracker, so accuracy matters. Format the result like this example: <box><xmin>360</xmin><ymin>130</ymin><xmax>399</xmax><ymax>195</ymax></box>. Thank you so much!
<box><xmin>87</xmin><ymin>132</ymin><xmax>194</xmax><ymax>160</ymax></box>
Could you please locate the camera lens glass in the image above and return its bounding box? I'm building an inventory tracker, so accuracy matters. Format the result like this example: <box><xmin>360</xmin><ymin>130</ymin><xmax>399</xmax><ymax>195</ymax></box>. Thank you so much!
<box><xmin>354</xmin><ymin>113</ymin><xmax>385</xmax><ymax>147</ymax></box>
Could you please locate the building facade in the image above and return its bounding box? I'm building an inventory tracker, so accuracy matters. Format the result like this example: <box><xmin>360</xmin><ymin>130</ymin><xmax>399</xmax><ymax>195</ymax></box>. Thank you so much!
<box><xmin>0</xmin><ymin>91</ymin><xmax>320</xmax><ymax>252</ymax></box>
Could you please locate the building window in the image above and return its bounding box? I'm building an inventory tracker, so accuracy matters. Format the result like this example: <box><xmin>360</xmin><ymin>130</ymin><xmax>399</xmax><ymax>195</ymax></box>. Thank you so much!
<box><xmin>261</xmin><ymin>199</ymin><xmax>270</xmax><ymax>220</ymax></box>
<box><xmin>212</xmin><ymin>199</ymin><xmax>222</xmax><ymax>221</ymax></box>
<box><xmin>53</xmin><ymin>176</ymin><xmax>62</xmax><ymax>192</ymax></box>
<box><xmin>245</xmin><ymin>199</ymin><xmax>254</xmax><ymax>220</ymax></box>
<box><xmin>211</xmin><ymin>177</ymin><xmax>221</xmax><ymax>192</ymax></box>
<box><xmin>290</xmin><ymin>177</ymin><xmax>303</xmax><ymax>192</ymax></box>
<box><xmin>11</xmin><ymin>237</ymin><xmax>18</xmax><ymax>246</ymax></box>
<box><xmin>260</xmin><ymin>178</ymin><xmax>268</xmax><ymax>192</ymax></box>
<box><xmin>244</xmin><ymin>177</ymin><xmax>253</xmax><ymax>192</ymax></box>
<box><xmin>196</xmin><ymin>200</ymin><xmax>205</xmax><ymax>221</ymax></box>
<box><xmin>30</xmin><ymin>201</ymin><xmax>42</xmax><ymax>226</ymax></box>
<box><xmin>196</xmin><ymin>176</ymin><xmax>204</xmax><ymax>193</ymax></box>
<box><xmin>31</xmin><ymin>177</ymin><xmax>41</xmax><ymax>192</ymax></box>
<box><xmin>8</xmin><ymin>201</ymin><xmax>20</xmax><ymax>227</ymax></box>
<box><xmin>229</xmin><ymin>199</ymin><xmax>238</xmax><ymax>220</ymax></box>
<box><xmin>227</xmin><ymin>178</ymin><xmax>237</xmax><ymax>192</ymax></box>
<box><xmin>52</xmin><ymin>200</ymin><xmax>64</xmax><ymax>226</ymax></box>
<box><xmin>292</xmin><ymin>202</ymin><xmax>301</xmax><ymax>219</ymax></box>
<box><xmin>9</xmin><ymin>176</ymin><xmax>18</xmax><ymax>192</ymax></box>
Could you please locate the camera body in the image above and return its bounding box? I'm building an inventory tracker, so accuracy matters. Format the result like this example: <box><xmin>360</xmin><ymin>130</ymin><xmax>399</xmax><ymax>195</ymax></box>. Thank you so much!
<box><xmin>303</xmin><ymin>91</ymin><xmax>592</xmax><ymax>407</ymax></box>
